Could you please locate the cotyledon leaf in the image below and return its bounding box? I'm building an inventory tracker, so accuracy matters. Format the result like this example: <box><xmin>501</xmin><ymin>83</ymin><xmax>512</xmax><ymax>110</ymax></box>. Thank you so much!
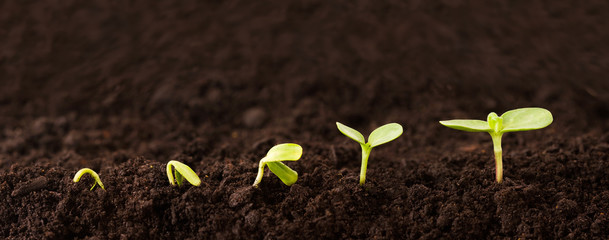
<box><xmin>263</xmin><ymin>143</ymin><xmax>303</xmax><ymax>162</ymax></box>
<box><xmin>439</xmin><ymin>119</ymin><xmax>491</xmax><ymax>132</ymax></box>
<box><xmin>368</xmin><ymin>123</ymin><xmax>403</xmax><ymax>147</ymax></box>
<box><xmin>500</xmin><ymin>107</ymin><xmax>553</xmax><ymax>133</ymax></box>
<box><xmin>267</xmin><ymin>161</ymin><xmax>298</xmax><ymax>186</ymax></box>
<box><xmin>167</xmin><ymin>160</ymin><xmax>201</xmax><ymax>186</ymax></box>
<box><xmin>336</xmin><ymin>122</ymin><xmax>366</xmax><ymax>144</ymax></box>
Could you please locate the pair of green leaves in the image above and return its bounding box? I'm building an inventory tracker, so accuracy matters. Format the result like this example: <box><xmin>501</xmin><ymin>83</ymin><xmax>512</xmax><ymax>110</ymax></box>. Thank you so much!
<box><xmin>336</xmin><ymin>122</ymin><xmax>403</xmax><ymax>185</ymax></box>
<box><xmin>336</xmin><ymin>122</ymin><xmax>403</xmax><ymax>148</ymax></box>
<box><xmin>252</xmin><ymin>143</ymin><xmax>303</xmax><ymax>188</ymax></box>
<box><xmin>439</xmin><ymin>107</ymin><xmax>553</xmax><ymax>134</ymax></box>
<box><xmin>167</xmin><ymin>160</ymin><xmax>201</xmax><ymax>187</ymax></box>
<box><xmin>440</xmin><ymin>107</ymin><xmax>553</xmax><ymax>183</ymax></box>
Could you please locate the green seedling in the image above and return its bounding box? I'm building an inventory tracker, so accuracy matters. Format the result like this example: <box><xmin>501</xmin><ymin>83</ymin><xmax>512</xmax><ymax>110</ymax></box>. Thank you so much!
<box><xmin>440</xmin><ymin>107</ymin><xmax>553</xmax><ymax>183</ymax></box>
<box><xmin>73</xmin><ymin>168</ymin><xmax>105</xmax><ymax>190</ymax></box>
<box><xmin>252</xmin><ymin>143</ymin><xmax>303</xmax><ymax>188</ymax></box>
<box><xmin>336</xmin><ymin>122</ymin><xmax>403</xmax><ymax>186</ymax></box>
<box><xmin>166</xmin><ymin>160</ymin><xmax>201</xmax><ymax>187</ymax></box>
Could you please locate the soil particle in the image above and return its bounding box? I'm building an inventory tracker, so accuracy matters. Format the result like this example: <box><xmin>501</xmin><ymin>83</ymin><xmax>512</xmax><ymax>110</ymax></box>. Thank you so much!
<box><xmin>243</xmin><ymin>107</ymin><xmax>268</xmax><ymax>128</ymax></box>
<box><xmin>229</xmin><ymin>186</ymin><xmax>255</xmax><ymax>207</ymax></box>
<box><xmin>31</xmin><ymin>117</ymin><xmax>53</xmax><ymax>136</ymax></box>
<box><xmin>11</xmin><ymin>176</ymin><xmax>48</xmax><ymax>197</ymax></box>
<box><xmin>149</xmin><ymin>82</ymin><xmax>176</xmax><ymax>107</ymax></box>
<box><xmin>63</xmin><ymin>130</ymin><xmax>83</xmax><ymax>148</ymax></box>
<box><xmin>1</xmin><ymin>136</ymin><xmax>26</xmax><ymax>153</ymax></box>
<box><xmin>555</xmin><ymin>198</ymin><xmax>578</xmax><ymax>217</ymax></box>
<box><xmin>205</xmin><ymin>88</ymin><xmax>223</xmax><ymax>103</ymax></box>
<box><xmin>593</xmin><ymin>142</ymin><xmax>609</xmax><ymax>151</ymax></box>
<box><xmin>244</xmin><ymin>209</ymin><xmax>260</xmax><ymax>227</ymax></box>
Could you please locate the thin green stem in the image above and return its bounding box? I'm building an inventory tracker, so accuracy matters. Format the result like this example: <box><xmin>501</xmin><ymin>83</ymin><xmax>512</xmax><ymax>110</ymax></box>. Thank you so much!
<box><xmin>252</xmin><ymin>159</ymin><xmax>267</xmax><ymax>188</ymax></box>
<box><xmin>490</xmin><ymin>133</ymin><xmax>503</xmax><ymax>183</ymax></box>
<box><xmin>73</xmin><ymin>168</ymin><xmax>105</xmax><ymax>190</ymax></box>
<box><xmin>359</xmin><ymin>144</ymin><xmax>372</xmax><ymax>186</ymax></box>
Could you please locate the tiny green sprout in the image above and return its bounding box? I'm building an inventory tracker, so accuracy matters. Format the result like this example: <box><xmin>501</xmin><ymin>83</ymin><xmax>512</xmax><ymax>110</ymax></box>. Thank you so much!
<box><xmin>166</xmin><ymin>160</ymin><xmax>201</xmax><ymax>187</ymax></box>
<box><xmin>336</xmin><ymin>122</ymin><xmax>403</xmax><ymax>186</ymax></box>
<box><xmin>252</xmin><ymin>143</ymin><xmax>303</xmax><ymax>188</ymax></box>
<box><xmin>73</xmin><ymin>168</ymin><xmax>105</xmax><ymax>190</ymax></box>
<box><xmin>440</xmin><ymin>107</ymin><xmax>553</xmax><ymax>183</ymax></box>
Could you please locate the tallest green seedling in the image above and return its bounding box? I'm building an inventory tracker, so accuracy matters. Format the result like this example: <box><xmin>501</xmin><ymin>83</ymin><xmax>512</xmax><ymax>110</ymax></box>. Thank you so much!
<box><xmin>440</xmin><ymin>107</ymin><xmax>553</xmax><ymax>183</ymax></box>
<box><xmin>336</xmin><ymin>122</ymin><xmax>403</xmax><ymax>186</ymax></box>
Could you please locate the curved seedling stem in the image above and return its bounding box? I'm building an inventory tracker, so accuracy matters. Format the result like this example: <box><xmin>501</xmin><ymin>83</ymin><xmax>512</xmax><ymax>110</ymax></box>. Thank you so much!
<box><xmin>73</xmin><ymin>168</ymin><xmax>105</xmax><ymax>190</ymax></box>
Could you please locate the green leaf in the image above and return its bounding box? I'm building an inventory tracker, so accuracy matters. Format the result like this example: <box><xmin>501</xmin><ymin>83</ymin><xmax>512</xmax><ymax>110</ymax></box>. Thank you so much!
<box><xmin>167</xmin><ymin>160</ymin><xmax>201</xmax><ymax>187</ymax></box>
<box><xmin>264</xmin><ymin>143</ymin><xmax>303</xmax><ymax>162</ymax></box>
<box><xmin>336</xmin><ymin>122</ymin><xmax>365</xmax><ymax>144</ymax></box>
<box><xmin>368</xmin><ymin>123</ymin><xmax>403</xmax><ymax>147</ymax></box>
<box><xmin>439</xmin><ymin>120</ymin><xmax>491</xmax><ymax>132</ymax></box>
<box><xmin>174</xmin><ymin>170</ymin><xmax>184</xmax><ymax>186</ymax></box>
<box><xmin>267</xmin><ymin>162</ymin><xmax>298</xmax><ymax>186</ymax></box>
<box><xmin>500</xmin><ymin>107</ymin><xmax>553</xmax><ymax>133</ymax></box>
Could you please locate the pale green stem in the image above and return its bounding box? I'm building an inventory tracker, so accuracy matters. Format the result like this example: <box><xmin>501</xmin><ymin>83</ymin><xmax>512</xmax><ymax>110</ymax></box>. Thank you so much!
<box><xmin>252</xmin><ymin>159</ymin><xmax>267</xmax><ymax>188</ymax></box>
<box><xmin>490</xmin><ymin>133</ymin><xmax>503</xmax><ymax>183</ymax></box>
<box><xmin>359</xmin><ymin>144</ymin><xmax>372</xmax><ymax>186</ymax></box>
<box><xmin>74</xmin><ymin>168</ymin><xmax>105</xmax><ymax>190</ymax></box>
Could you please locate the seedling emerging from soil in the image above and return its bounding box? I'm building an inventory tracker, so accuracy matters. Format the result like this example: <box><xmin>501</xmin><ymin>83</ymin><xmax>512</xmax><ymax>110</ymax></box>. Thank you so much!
<box><xmin>73</xmin><ymin>168</ymin><xmax>105</xmax><ymax>190</ymax></box>
<box><xmin>166</xmin><ymin>160</ymin><xmax>201</xmax><ymax>187</ymax></box>
<box><xmin>336</xmin><ymin>122</ymin><xmax>403</xmax><ymax>186</ymax></box>
<box><xmin>252</xmin><ymin>143</ymin><xmax>303</xmax><ymax>188</ymax></box>
<box><xmin>439</xmin><ymin>107</ymin><xmax>553</xmax><ymax>183</ymax></box>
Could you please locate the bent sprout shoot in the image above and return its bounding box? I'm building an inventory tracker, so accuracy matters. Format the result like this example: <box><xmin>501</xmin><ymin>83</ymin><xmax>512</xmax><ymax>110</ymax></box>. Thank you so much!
<box><xmin>166</xmin><ymin>160</ymin><xmax>201</xmax><ymax>187</ymax></box>
<box><xmin>440</xmin><ymin>107</ymin><xmax>553</xmax><ymax>183</ymax></box>
<box><xmin>73</xmin><ymin>168</ymin><xmax>105</xmax><ymax>190</ymax></box>
<box><xmin>252</xmin><ymin>143</ymin><xmax>303</xmax><ymax>188</ymax></box>
<box><xmin>336</xmin><ymin>122</ymin><xmax>403</xmax><ymax>186</ymax></box>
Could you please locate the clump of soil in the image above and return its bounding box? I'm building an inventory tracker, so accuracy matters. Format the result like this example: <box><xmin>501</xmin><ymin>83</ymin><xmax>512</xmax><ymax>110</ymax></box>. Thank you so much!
<box><xmin>1</xmin><ymin>0</ymin><xmax>609</xmax><ymax>239</ymax></box>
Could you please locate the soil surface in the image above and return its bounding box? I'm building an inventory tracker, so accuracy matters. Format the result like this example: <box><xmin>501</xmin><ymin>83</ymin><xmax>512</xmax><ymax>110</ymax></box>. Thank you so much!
<box><xmin>2</xmin><ymin>0</ymin><xmax>609</xmax><ymax>239</ymax></box>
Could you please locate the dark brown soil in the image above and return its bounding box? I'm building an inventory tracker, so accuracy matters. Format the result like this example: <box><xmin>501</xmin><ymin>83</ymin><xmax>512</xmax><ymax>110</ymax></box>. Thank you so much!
<box><xmin>2</xmin><ymin>0</ymin><xmax>609</xmax><ymax>239</ymax></box>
